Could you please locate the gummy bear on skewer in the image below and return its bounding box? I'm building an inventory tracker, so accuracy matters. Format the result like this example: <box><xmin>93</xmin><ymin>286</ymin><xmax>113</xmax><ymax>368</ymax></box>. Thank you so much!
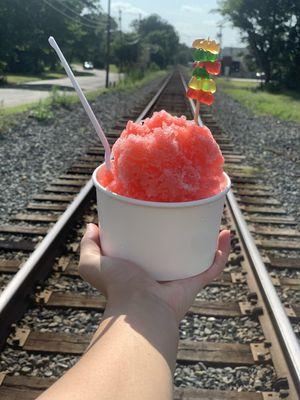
<box><xmin>187</xmin><ymin>38</ymin><xmax>221</xmax><ymax>124</ymax></box>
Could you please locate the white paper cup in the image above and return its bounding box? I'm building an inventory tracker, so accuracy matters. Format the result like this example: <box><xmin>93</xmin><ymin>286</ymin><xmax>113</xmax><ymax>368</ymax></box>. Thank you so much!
<box><xmin>92</xmin><ymin>165</ymin><xmax>231</xmax><ymax>281</ymax></box>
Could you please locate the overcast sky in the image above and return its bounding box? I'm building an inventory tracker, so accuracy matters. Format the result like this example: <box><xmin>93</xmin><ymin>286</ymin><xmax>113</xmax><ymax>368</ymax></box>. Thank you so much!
<box><xmin>103</xmin><ymin>0</ymin><xmax>243</xmax><ymax>48</ymax></box>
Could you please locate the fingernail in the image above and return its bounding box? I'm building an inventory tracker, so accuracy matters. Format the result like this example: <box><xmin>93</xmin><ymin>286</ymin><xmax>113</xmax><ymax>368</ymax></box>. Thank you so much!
<box><xmin>85</xmin><ymin>223</ymin><xmax>94</xmax><ymax>236</ymax></box>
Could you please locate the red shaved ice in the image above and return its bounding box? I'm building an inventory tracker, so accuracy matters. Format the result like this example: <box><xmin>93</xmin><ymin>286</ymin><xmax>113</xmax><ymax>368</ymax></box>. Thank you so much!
<box><xmin>98</xmin><ymin>110</ymin><xmax>226</xmax><ymax>202</ymax></box>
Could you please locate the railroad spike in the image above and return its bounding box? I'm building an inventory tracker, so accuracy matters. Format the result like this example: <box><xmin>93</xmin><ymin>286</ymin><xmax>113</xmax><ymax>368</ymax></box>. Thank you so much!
<box><xmin>274</xmin><ymin>377</ymin><xmax>289</xmax><ymax>391</ymax></box>
<box><xmin>239</xmin><ymin>301</ymin><xmax>263</xmax><ymax>318</ymax></box>
<box><xmin>250</xmin><ymin>342</ymin><xmax>272</xmax><ymax>364</ymax></box>
<box><xmin>9</xmin><ymin>328</ymin><xmax>30</xmax><ymax>347</ymax></box>
<box><xmin>35</xmin><ymin>289</ymin><xmax>52</xmax><ymax>305</ymax></box>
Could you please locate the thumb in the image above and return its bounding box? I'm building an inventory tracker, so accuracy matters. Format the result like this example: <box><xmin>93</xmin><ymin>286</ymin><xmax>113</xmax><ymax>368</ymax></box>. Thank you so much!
<box><xmin>197</xmin><ymin>229</ymin><xmax>231</xmax><ymax>287</ymax></box>
<box><xmin>79</xmin><ymin>224</ymin><xmax>102</xmax><ymax>287</ymax></box>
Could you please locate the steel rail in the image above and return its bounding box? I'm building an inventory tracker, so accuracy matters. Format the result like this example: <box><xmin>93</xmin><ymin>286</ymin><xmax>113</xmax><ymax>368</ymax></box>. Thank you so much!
<box><xmin>226</xmin><ymin>191</ymin><xmax>300</xmax><ymax>393</ymax></box>
<box><xmin>0</xmin><ymin>72</ymin><xmax>173</xmax><ymax>349</ymax></box>
<box><xmin>180</xmin><ymin>69</ymin><xmax>300</xmax><ymax>393</ymax></box>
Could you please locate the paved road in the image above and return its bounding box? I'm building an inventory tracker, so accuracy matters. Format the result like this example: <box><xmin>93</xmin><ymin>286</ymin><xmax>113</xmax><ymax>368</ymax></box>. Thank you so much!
<box><xmin>0</xmin><ymin>69</ymin><xmax>121</xmax><ymax>108</ymax></box>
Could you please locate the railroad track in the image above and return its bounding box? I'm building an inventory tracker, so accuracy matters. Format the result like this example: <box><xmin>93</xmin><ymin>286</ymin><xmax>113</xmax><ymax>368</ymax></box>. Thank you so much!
<box><xmin>0</xmin><ymin>71</ymin><xmax>299</xmax><ymax>399</ymax></box>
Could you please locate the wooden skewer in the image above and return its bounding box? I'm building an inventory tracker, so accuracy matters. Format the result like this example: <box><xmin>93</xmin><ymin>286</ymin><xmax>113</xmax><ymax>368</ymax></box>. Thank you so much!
<box><xmin>194</xmin><ymin>100</ymin><xmax>200</xmax><ymax>125</ymax></box>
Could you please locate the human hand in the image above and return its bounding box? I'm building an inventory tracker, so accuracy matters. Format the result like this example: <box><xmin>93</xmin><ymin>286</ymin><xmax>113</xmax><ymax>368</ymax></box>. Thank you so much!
<box><xmin>79</xmin><ymin>224</ymin><xmax>231</xmax><ymax>323</ymax></box>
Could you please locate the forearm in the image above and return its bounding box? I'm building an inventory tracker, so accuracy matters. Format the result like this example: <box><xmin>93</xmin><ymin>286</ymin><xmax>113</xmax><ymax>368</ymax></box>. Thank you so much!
<box><xmin>38</xmin><ymin>293</ymin><xmax>179</xmax><ymax>400</ymax></box>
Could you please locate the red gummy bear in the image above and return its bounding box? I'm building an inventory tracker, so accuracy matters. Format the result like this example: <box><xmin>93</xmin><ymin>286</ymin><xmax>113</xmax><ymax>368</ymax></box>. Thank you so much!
<box><xmin>187</xmin><ymin>88</ymin><xmax>214</xmax><ymax>105</ymax></box>
<box><xmin>193</xmin><ymin>61</ymin><xmax>221</xmax><ymax>75</ymax></box>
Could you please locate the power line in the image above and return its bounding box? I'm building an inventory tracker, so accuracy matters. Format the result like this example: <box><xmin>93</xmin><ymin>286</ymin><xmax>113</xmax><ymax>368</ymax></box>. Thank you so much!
<box><xmin>53</xmin><ymin>0</ymin><xmax>105</xmax><ymax>27</ymax></box>
<box><xmin>42</xmin><ymin>0</ymin><xmax>100</xmax><ymax>29</ymax></box>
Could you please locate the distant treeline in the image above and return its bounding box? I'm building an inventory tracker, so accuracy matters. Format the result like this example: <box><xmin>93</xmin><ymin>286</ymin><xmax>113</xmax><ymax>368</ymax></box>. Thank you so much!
<box><xmin>0</xmin><ymin>0</ymin><xmax>192</xmax><ymax>75</ymax></box>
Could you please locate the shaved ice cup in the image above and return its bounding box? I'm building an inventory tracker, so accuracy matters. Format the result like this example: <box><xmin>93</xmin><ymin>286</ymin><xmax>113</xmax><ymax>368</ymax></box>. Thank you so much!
<box><xmin>92</xmin><ymin>165</ymin><xmax>231</xmax><ymax>281</ymax></box>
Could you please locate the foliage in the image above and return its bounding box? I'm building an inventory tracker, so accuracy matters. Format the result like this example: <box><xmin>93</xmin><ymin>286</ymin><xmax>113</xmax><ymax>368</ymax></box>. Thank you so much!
<box><xmin>134</xmin><ymin>15</ymin><xmax>180</xmax><ymax>69</ymax></box>
<box><xmin>111</xmin><ymin>14</ymin><xmax>181</xmax><ymax>73</ymax></box>
<box><xmin>217</xmin><ymin>0</ymin><xmax>300</xmax><ymax>89</ymax></box>
<box><xmin>50</xmin><ymin>86</ymin><xmax>73</xmax><ymax>109</ymax></box>
<box><xmin>31</xmin><ymin>101</ymin><xmax>54</xmax><ymax>122</ymax></box>
<box><xmin>0</xmin><ymin>0</ymin><xmax>111</xmax><ymax>73</ymax></box>
<box><xmin>112</xmin><ymin>33</ymin><xmax>139</xmax><ymax>71</ymax></box>
<box><xmin>176</xmin><ymin>43</ymin><xmax>194</xmax><ymax>65</ymax></box>
<box><xmin>0</xmin><ymin>1</ymin><xmax>189</xmax><ymax>79</ymax></box>
<box><xmin>0</xmin><ymin>103</ymin><xmax>11</xmax><ymax>134</ymax></box>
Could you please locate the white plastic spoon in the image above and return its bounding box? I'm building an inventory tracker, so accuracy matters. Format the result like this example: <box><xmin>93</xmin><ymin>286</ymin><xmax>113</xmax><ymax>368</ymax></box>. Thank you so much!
<box><xmin>48</xmin><ymin>36</ymin><xmax>111</xmax><ymax>169</ymax></box>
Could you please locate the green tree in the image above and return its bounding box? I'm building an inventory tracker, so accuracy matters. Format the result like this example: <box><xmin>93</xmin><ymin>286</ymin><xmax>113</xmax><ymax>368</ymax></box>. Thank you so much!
<box><xmin>0</xmin><ymin>0</ymin><xmax>114</xmax><ymax>73</ymax></box>
<box><xmin>176</xmin><ymin>43</ymin><xmax>193</xmax><ymax>65</ymax></box>
<box><xmin>132</xmin><ymin>14</ymin><xmax>180</xmax><ymax>69</ymax></box>
<box><xmin>112</xmin><ymin>33</ymin><xmax>139</xmax><ymax>71</ymax></box>
<box><xmin>218</xmin><ymin>0</ymin><xmax>300</xmax><ymax>88</ymax></box>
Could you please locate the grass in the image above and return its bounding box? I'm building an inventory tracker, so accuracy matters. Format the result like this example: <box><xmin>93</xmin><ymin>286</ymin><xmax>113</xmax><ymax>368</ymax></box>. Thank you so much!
<box><xmin>0</xmin><ymin>69</ymin><xmax>167</xmax><ymax>124</ymax></box>
<box><xmin>217</xmin><ymin>77</ymin><xmax>300</xmax><ymax>123</ymax></box>
<box><xmin>4</xmin><ymin>69</ymin><xmax>95</xmax><ymax>85</ymax></box>
<box><xmin>5</xmin><ymin>72</ymin><xmax>65</xmax><ymax>85</ymax></box>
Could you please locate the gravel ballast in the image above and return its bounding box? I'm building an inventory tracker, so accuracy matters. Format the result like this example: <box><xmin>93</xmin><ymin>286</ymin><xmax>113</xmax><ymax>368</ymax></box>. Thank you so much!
<box><xmin>213</xmin><ymin>90</ymin><xmax>300</xmax><ymax>226</ymax></box>
<box><xmin>0</xmin><ymin>347</ymin><xmax>276</xmax><ymax>391</ymax></box>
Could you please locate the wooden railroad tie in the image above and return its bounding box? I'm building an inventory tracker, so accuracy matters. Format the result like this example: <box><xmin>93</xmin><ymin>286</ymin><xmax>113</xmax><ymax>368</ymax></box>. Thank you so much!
<box><xmin>9</xmin><ymin>328</ymin><xmax>272</xmax><ymax>366</ymax></box>
<box><xmin>12</xmin><ymin>213</ymin><xmax>59</xmax><ymax>223</ymax></box>
<box><xmin>0</xmin><ymin>239</ymin><xmax>36</xmax><ymax>252</ymax></box>
<box><xmin>27</xmin><ymin>203</ymin><xmax>67</xmax><ymax>211</ymax></box>
<box><xmin>51</xmin><ymin>179</ymin><xmax>87</xmax><ymax>186</ymax></box>
<box><xmin>240</xmin><ymin>205</ymin><xmax>286</xmax><ymax>215</ymax></box>
<box><xmin>245</xmin><ymin>215</ymin><xmax>297</xmax><ymax>225</ymax></box>
<box><xmin>0</xmin><ymin>225</ymin><xmax>49</xmax><ymax>235</ymax></box>
<box><xmin>0</xmin><ymin>372</ymin><xmax>280</xmax><ymax>400</ymax></box>
<box><xmin>33</xmin><ymin>289</ymin><xmax>300</xmax><ymax>321</ymax></box>
<box><xmin>33</xmin><ymin>194</ymin><xmax>74</xmax><ymax>202</ymax></box>
<box><xmin>44</xmin><ymin>186</ymin><xmax>80</xmax><ymax>194</ymax></box>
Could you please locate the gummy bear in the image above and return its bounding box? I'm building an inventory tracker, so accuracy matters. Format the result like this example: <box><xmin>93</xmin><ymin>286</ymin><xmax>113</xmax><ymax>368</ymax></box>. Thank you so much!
<box><xmin>192</xmin><ymin>67</ymin><xmax>210</xmax><ymax>80</ymax></box>
<box><xmin>194</xmin><ymin>61</ymin><xmax>221</xmax><ymax>76</ymax></box>
<box><xmin>188</xmin><ymin>76</ymin><xmax>216</xmax><ymax>93</ymax></box>
<box><xmin>192</xmin><ymin>39</ymin><xmax>220</xmax><ymax>54</ymax></box>
<box><xmin>194</xmin><ymin>49</ymin><xmax>218</xmax><ymax>62</ymax></box>
<box><xmin>186</xmin><ymin>88</ymin><xmax>214</xmax><ymax>106</ymax></box>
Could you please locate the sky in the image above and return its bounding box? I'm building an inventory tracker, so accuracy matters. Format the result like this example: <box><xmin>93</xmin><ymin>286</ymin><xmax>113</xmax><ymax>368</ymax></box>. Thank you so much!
<box><xmin>103</xmin><ymin>0</ymin><xmax>243</xmax><ymax>48</ymax></box>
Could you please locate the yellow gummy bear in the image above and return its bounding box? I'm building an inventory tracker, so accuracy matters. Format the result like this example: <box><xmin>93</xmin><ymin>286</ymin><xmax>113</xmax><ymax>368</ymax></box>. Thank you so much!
<box><xmin>188</xmin><ymin>76</ymin><xmax>216</xmax><ymax>93</ymax></box>
<box><xmin>192</xmin><ymin>39</ymin><xmax>220</xmax><ymax>54</ymax></box>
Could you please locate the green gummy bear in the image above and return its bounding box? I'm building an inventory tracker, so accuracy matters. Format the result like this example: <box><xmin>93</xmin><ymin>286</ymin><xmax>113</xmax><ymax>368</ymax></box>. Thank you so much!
<box><xmin>194</xmin><ymin>49</ymin><xmax>217</xmax><ymax>62</ymax></box>
<box><xmin>192</xmin><ymin>67</ymin><xmax>210</xmax><ymax>80</ymax></box>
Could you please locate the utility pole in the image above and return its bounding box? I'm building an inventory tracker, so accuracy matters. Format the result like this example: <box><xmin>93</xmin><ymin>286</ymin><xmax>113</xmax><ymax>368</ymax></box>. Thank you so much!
<box><xmin>105</xmin><ymin>0</ymin><xmax>111</xmax><ymax>88</ymax></box>
<box><xmin>118</xmin><ymin>8</ymin><xmax>122</xmax><ymax>34</ymax></box>
<box><xmin>119</xmin><ymin>8</ymin><xmax>123</xmax><ymax>73</ymax></box>
<box><xmin>217</xmin><ymin>23</ymin><xmax>223</xmax><ymax>51</ymax></box>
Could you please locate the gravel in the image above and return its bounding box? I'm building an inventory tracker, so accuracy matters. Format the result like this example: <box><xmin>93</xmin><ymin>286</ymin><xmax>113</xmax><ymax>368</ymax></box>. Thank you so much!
<box><xmin>174</xmin><ymin>363</ymin><xmax>276</xmax><ymax>391</ymax></box>
<box><xmin>269</xmin><ymin>268</ymin><xmax>300</xmax><ymax>279</ymax></box>
<box><xmin>19</xmin><ymin>308</ymin><xmax>102</xmax><ymax>335</ymax></box>
<box><xmin>0</xmin><ymin>273</ymin><xmax>12</xmax><ymax>293</ymax></box>
<box><xmin>196</xmin><ymin>284</ymin><xmax>249</xmax><ymax>302</ymax></box>
<box><xmin>0</xmin><ymin>347</ymin><xmax>79</xmax><ymax>377</ymax></box>
<box><xmin>45</xmin><ymin>276</ymin><xmax>98</xmax><ymax>295</ymax></box>
<box><xmin>277</xmin><ymin>287</ymin><xmax>300</xmax><ymax>305</ymax></box>
<box><xmin>213</xmin><ymin>90</ymin><xmax>300</xmax><ymax>226</ymax></box>
<box><xmin>0</xmin><ymin>76</ymin><xmax>165</xmax><ymax>224</ymax></box>
<box><xmin>180</xmin><ymin>315</ymin><xmax>264</xmax><ymax>343</ymax></box>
